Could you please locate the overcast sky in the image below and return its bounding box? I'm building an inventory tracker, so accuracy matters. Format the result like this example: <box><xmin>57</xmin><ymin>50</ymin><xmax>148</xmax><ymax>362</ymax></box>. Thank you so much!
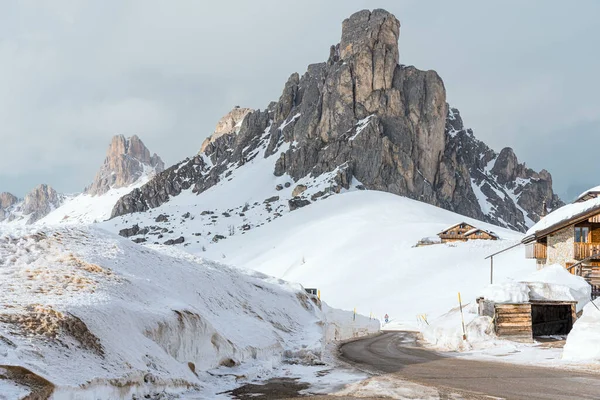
<box><xmin>1</xmin><ymin>1</ymin><xmax>599</xmax><ymax>200</ymax></box>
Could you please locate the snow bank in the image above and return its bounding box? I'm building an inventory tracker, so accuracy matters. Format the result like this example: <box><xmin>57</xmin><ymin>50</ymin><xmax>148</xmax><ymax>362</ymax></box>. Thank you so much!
<box><xmin>322</xmin><ymin>303</ymin><xmax>379</xmax><ymax>342</ymax></box>
<box><xmin>421</xmin><ymin>303</ymin><xmax>495</xmax><ymax>351</ymax></box>
<box><xmin>0</xmin><ymin>226</ymin><xmax>378</xmax><ymax>398</ymax></box>
<box><xmin>563</xmin><ymin>299</ymin><xmax>600</xmax><ymax>362</ymax></box>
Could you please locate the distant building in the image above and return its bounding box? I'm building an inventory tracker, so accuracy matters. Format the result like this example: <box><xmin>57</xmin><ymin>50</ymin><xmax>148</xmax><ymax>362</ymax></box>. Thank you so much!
<box><xmin>437</xmin><ymin>222</ymin><xmax>498</xmax><ymax>243</ymax></box>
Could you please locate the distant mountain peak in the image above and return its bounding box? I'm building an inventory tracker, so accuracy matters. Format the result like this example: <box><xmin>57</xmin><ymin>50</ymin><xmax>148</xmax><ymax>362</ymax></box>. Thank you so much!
<box><xmin>0</xmin><ymin>184</ymin><xmax>64</xmax><ymax>224</ymax></box>
<box><xmin>85</xmin><ymin>135</ymin><xmax>164</xmax><ymax>196</ymax></box>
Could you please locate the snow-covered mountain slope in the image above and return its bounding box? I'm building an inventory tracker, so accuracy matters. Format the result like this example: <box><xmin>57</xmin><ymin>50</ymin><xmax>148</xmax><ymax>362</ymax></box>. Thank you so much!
<box><xmin>100</xmin><ymin>123</ymin><xmax>363</xmax><ymax>248</ymax></box>
<box><xmin>38</xmin><ymin>172</ymin><xmax>154</xmax><ymax>226</ymax></box>
<box><xmin>0</xmin><ymin>226</ymin><xmax>377</xmax><ymax>398</ymax></box>
<box><xmin>202</xmin><ymin>191</ymin><xmax>537</xmax><ymax>329</ymax></box>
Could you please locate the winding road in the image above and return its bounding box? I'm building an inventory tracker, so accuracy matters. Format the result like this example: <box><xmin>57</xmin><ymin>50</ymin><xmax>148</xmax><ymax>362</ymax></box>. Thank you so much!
<box><xmin>339</xmin><ymin>332</ymin><xmax>600</xmax><ymax>400</ymax></box>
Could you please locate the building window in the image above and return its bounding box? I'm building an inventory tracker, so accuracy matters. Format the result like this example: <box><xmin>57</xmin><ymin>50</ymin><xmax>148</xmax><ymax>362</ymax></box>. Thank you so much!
<box><xmin>575</xmin><ymin>227</ymin><xmax>590</xmax><ymax>243</ymax></box>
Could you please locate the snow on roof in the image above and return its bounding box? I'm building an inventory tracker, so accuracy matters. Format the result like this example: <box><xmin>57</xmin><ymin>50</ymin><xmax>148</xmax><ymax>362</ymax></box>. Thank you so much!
<box><xmin>576</xmin><ymin>185</ymin><xmax>600</xmax><ymax>202</ymax></box>
<box><xmin>439</xmin><ymin>221</ymin><xmax>474</xmax><ymax>234</ymax></box>
<box><xmin>525</xmin><ymin>196</ymin><xmax>600</xmax><ymax>238</ymax></box>
<box><xmin>464</xmin><ymin>228</ymin><xmax>499</xmax><ymax>238</ymax></box>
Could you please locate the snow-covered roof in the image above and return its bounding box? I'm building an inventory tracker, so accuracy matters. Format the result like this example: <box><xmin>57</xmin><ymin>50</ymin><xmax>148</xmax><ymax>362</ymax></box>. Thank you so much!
<box><xmin>464</xmin><ymin>228</ymin><xmax>499</xmax><ymax>238</ymax></box>
<box><xmin>524</xmin><ymin>196</ymin><xmax>600</xmax><ymax>240</ymax></box>
<box><xmin>438</xmin><ymin>221</ymin><xmax>474</xmax><ymax>234</ymax></box>
<box><xmin>575</xmin><ymin>185</ymin><xmax>600</xmax><ymax>202</ymax></box>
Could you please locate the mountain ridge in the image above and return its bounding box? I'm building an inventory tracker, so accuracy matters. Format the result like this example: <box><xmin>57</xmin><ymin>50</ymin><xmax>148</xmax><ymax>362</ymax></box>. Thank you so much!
<box><xmin>109</xmin><ymin>9</ymin><xmax>561</xmax><ymax>234</ymax></box>
<box><xmin>0</xmin><ymin>134</ymin><xmax>163</xmax><ymax>225</ymax></box>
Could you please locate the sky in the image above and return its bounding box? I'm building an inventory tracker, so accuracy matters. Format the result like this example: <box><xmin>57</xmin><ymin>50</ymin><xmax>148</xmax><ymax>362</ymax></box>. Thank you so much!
<box><xmin>0</xmin><ymin>1</ymin><xmax>599</xmax><ymax>201</ymax></box>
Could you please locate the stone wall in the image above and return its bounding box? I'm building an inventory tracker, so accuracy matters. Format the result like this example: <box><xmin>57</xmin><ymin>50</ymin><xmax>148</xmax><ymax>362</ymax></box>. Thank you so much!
<box><xmin>546</xmin><ymin>225</ymin><xmax>575</xmax><ymax>267</ymax></box>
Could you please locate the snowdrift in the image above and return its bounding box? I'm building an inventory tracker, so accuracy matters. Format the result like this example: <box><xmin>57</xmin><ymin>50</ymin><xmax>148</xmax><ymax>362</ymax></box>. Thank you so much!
<box><xmin>206</xmin><ymin>190</ymin><xmax>536</xmax><ymax>328</ymax></box>
<box><xmin>0</xmin><ymin>226</ymin><xmax>377</xmax><ymax>398</ymax></box>
<box><xmin>563</xmin><ymin>299</ymin><xmax>600</xmax><ymax>362</ymax></box>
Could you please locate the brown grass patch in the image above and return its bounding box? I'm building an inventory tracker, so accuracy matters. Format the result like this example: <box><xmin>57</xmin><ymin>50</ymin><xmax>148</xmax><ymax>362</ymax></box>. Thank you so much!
<box><xmin>0</xmin><ymin>306</ymin><xmax>104</xmax><ymax>356</ymax></box>
<box><xmin>0</xmin><ymin>365</ymin><xmax>55</xmax><ymax>400</ymax></box>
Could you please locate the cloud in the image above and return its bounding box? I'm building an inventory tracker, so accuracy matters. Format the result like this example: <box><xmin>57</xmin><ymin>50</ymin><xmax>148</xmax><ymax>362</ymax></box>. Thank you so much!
<box><xmin>0</xmin><ymin>0</ymin><xmax>599</xmax><ymax>199</ymax></box>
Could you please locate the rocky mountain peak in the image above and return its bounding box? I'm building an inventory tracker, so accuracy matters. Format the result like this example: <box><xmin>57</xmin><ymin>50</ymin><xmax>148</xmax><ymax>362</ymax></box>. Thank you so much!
<box><xmin>0</xmin><ymin>192</ymin><xmax>18</xmax><ymax>210</ymax></box>
<box><xmin>491</xmin><ymin>147</ymin><xmax>520</xmax><ymax>185</ymax></box>
<box><xmin>200</xmin><ymin>107</ymin><xmax>253</xmax><ymax>153</ymax></box>
<box><xmin>339</xmin><ymin>9</ymin><xmax>399</xmax><ymax>98</ymax></box>
<box><xmin>0</xmin><ymin>192</ymin><xmax>19</xmax><ymax>222</ymax></box>
<box><xmin>110</xmin><ymin>8</ymin><xmax>562</xmax><ymax>234</ymax></box>
<box><xmin>85</xmin><ymin>135</ymin><xmax>164</xmax><ymax>196</ymax></box>
<box><xmin>22</xmin><ymin>184</ymin><xmax>63</xmax><ymax>223</ymax></box>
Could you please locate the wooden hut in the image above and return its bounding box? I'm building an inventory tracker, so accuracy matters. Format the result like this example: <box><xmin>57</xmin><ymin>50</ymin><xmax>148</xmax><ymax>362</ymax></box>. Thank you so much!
<box><xmin>437</xmin><ymin>222</ymin><xmax>476</xmax><ymax>243</ymax></box>
<box><xmin>478</xmin><ymin>298</ymin><xmax>577</xmax><ymax>342</ymax></box>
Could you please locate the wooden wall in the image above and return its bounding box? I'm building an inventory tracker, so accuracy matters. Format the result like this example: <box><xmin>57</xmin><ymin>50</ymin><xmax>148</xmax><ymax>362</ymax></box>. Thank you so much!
<box><xmin>494</xmin><ymin>303</ymin><xmax>532</xmax><ymax>342</ymax></box>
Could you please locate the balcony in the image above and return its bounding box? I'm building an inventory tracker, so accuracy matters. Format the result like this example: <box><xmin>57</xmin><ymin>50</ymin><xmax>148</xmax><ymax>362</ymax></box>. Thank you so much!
<box><xmin>573</xmin><ymin>242</ymin><xmax>600</xmax><ymax>260</ymax></box>
<box><xmin>525</xmin><ymin>242</ymin><xmax>547</xmax><ymax>259</ymax></box>
<box><xmin>438</xmin><ymin>233</ymin><xmax>468</xmax><ymax>241</ymax></box>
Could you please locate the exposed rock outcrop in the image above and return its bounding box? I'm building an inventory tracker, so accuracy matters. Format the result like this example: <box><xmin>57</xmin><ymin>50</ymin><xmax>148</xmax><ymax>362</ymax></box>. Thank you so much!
<box><xmin>111</xmin><ymin>9</ymin><xmax>562</xmax><ymax>232</ymax></box>
<box><xmin>0</xmin><ymin>185</ymin><xmax>64</xmax><ymax>224</ymax></box>
<box><xmin>22</xmin><ymin>184</ymin><xmax>64</xmax><ymax>224</ymax></box>
<box><xmin>200</xmin><ymin>107</ymin><xmax>253</xmax><ymax>153</ymax></box>
<box><xmin>445</xmin><ymin>108</ymin><xmax>563</xmax><ymax>230</ymax></box>
<box><xmin>0</xmin><ymin>192</ymin><xmax>19</xmax><ymax>222</ymax></box>
<box><xmin>85</xmin><ymin>135</ymin><xmax>164</xmax><ymax>196</ymax></box>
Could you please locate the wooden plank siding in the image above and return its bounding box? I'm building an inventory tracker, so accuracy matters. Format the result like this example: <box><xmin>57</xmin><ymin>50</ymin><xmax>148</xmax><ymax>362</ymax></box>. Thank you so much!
<box><xmin>438</xmin><ymin>233</ymin><xmax>468</xmax><ymax>242</ymax></box>
<box><xmin>494</xmin><ymin>303</ymin><xmax>532</xmax><ymax>341</ymax></box>
<box><xmin>525</xmin><ymin>242</ymin><xmax>547</xmax><ymax>259</ymax></box>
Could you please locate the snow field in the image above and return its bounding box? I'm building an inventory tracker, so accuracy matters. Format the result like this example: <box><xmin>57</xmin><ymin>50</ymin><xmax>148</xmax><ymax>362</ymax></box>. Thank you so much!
<box><xmin>0</xmin><ymin>226</ymin><xmax>378</xmax><ymax>398</ymax></box>
<box><xmin>206</xmin><ymin>190</ymin><xmax>535</xmax><ymax>329</ymax></box>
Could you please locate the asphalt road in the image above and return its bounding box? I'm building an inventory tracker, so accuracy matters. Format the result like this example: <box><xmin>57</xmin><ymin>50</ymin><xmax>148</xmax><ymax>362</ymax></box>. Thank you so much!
<box><xmin>339</xmin><ymin>332</ymin><xmax>600</xmax><ymax>400</ymax></box>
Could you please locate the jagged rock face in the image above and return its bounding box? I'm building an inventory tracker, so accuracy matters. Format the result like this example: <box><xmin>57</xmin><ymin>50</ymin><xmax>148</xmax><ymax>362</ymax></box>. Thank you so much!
<box><xmin>446</xmin><ymin>108</ymin><xmax>563</xmax><ymax>230</ymax></box>
<box><xmin>85</xmin><ymin>135</ymin><xmax>164</xmax><ymax>196</ymax></box>
<box><xmin>0</xmin><ymin>192</ymin><xmax>18</xmax><ymax>211</ymax></box>
<box><xmin>111</xmin><ymin>9</ymin><xmax>562</xmax><ymax>232</ymax></box>
<box><xmin>0</xmin><ymin>192</ymin><xmax>19</xmax><ymax>222</ymax></box>
<box><xmin>22</xmin><ymin>184</ymin><xmax>64</xmax><ymax>224</ymax></box>
<box><xmin>200</xmin><ymin>107</ymin><xmax>253</xmax><ymax>153</ymax></box>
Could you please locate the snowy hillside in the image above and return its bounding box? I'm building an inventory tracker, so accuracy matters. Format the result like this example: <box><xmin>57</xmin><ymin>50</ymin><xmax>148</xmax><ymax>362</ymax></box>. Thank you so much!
<box><xmin>203</xmin><ymin>191</ymin><xmax>538</xmax><ymax>329</ymax></box>
<box><xmin>38</xmin><ymin>174</ymin><xmax>153</xmax><ymax>226</ymax></box>
<box><xmin>0</xmin><ymin>226</ymin><xmax>377</xmax><ymax>398</ymax></box>
<box><xmin>100</xmin><ymin>125</ymin><xmax>364</xmax><ymax>248</ymax></box>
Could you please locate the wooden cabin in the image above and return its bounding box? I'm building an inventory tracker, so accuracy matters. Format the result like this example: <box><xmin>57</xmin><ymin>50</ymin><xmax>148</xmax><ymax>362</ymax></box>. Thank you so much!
<box><xmin>438</xmin><ymin>222</ymin><xmax>498</xmax><ymax>243</ymax></box>
<box><xmin>437</xmin><ymin>222</ymin><xmax>476</xmax><ymax>243</ymax></box>
<box><xmin>523</xmin><ymin>200</ymin><xmax>600</xmax><ymax>287</ymax></box>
